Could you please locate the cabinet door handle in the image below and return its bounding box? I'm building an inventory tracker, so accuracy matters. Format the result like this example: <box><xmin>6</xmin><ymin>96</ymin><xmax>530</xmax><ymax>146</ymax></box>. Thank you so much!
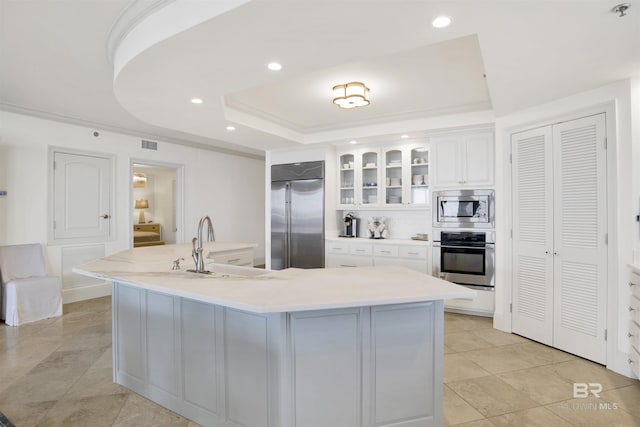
<box><xmin>380</xmin><ymin>250</ymin><xmax>391</xmax><ymax>254</ymax></box>
<box><xmin>407</xmin><ymin>252</ymin><xmax>419</xmax><ymax>255</ymax></box>
<box><xmin>340</xmin><ymin>264</ymin><xmax>357</xmax><ymax>268</ymax></box>
<box><xmin>354</xmin><ymin>249</ymin><xmax>366</xmax><ymax>253</ymax></box>
<box><xmin>100</xmin><ymin>214</ymin><xmax>110</xmax><ymax>219</ymax></box>
<box><xmin>228</xmin><ymin>258</ymin><xmax>241</xmax><ymax>263</ymax></box>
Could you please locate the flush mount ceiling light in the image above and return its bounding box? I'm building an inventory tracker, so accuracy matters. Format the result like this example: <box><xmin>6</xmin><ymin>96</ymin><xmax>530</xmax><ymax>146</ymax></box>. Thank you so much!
<box><xmin>226</xmin><ymin>125</ymin><xmax>236</xmax><ymax>131</ymax></box>
<box><xmin>267</xmin><ymin>62</ymin><xmax>282</xmax><ymax>71</ymax></box>
<box><xmin>349</xmin><ymin>140</ymin><xmax>358</xmax><ymax>145</ymax></box>
<box><xmin>332</xmin><ymin>82</ymin><xmax>370</xmax><ymax>109</ymax></box>
<box><xmin>432</xmin><ymin>16</ymin><xmax>451</xmax><ymax>28</ymax></box>
<box><xmin>401</xmin><ymin>134</ymin><xmax>409</xmax><ymax>139</ymax></box>
<box><xmin>191</xmin><ymin>98</ymin><xmax>203</xmax><ymax>104</ymax></box>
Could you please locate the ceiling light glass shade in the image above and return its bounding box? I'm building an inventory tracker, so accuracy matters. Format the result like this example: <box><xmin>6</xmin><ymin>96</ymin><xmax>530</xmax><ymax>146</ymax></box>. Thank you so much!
<box><xmin>332</xmin><ymin>82</ymin><xmax>370</xmax><ymax>108</ymax></box>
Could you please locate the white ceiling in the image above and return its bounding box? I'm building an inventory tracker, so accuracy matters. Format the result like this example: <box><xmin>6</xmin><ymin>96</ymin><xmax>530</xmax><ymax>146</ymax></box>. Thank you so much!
<box><xmin>1</xmin><ymin>0</ymin><xmax>639</xmax><ymax>157</ymax></box>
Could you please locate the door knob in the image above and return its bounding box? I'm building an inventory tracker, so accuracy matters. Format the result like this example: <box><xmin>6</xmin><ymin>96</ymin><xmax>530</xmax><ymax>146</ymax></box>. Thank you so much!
<box><xmin>100</xmin><ymin>214</ymin><xmax>110</xmax><ymax>219</ymax></box>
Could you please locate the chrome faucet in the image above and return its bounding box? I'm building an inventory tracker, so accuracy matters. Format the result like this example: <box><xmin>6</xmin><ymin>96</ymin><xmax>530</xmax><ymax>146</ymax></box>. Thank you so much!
<box><xmin>191</xmin><ymin>215</ymin><xmax>215</xmax><ymax>273</ymax></box>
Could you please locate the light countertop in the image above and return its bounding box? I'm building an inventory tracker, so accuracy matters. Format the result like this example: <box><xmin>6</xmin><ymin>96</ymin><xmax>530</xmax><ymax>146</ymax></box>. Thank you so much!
<box><xmin>74</xmin><ymin>244</ymin><xmax>473</xmax><ymax>314</ymax></box>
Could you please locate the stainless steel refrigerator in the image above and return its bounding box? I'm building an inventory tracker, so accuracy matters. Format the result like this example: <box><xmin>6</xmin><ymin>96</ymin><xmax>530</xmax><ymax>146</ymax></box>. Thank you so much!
<box><xmin>271</xmin><ymin>161</ymin><xmax>324</xmax><ymax>270</ymax></box>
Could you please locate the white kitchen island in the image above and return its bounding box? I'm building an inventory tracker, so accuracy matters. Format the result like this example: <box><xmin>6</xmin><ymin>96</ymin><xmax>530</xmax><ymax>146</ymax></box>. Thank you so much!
<box><xmin>75</xmin><ymin>244</ymin><xmax>474</xmax><ymax>427</ymax></box>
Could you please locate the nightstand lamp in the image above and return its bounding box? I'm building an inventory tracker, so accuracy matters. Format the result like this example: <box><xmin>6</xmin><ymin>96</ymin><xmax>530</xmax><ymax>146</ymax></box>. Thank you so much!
<box><xmin>135</xmin><ymin>199</ymin><xmax>149</xmax><ymax>224</ymax></box>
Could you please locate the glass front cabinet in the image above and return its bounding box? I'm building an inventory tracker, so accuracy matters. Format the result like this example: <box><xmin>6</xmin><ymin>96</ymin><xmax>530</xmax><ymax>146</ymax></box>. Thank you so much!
<box><xmin>407</xmin><ymin>144</ymin><xmax>430</xmax><ymax>206</ymax></box>
<box><xmin>337</xmin><ymin>143</ymin><xmax>429</xmax><ymax>209</ymax></box>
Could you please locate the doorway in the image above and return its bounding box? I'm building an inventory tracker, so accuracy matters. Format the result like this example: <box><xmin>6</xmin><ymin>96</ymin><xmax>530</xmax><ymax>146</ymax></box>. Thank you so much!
<box><xmin>131</xmin><ymin>161</ymin><xmax>184</xmax><ymax>247</ymax></box>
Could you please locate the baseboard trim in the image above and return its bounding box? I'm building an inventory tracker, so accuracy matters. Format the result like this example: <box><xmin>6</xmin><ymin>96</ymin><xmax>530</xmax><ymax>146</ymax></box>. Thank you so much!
<box><xmin>63</xmin><ymin>282</ymin><xmax>111</xmax><ymax>303</ymax></box>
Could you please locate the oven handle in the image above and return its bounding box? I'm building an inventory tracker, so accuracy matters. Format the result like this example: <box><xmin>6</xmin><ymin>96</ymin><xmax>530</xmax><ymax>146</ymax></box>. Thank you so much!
<box><xmin>432</xmin><ymin>244</ymin><xmax>494</xmax><ymax>250</ymax></box>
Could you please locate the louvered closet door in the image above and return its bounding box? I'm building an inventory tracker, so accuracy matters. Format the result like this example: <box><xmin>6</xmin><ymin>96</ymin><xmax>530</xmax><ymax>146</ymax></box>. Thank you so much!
<box><xmin>511</xmin><ymin>126</ymin><xmax>554</xmax><ymax>346</ymax></box>
<box><xmin>552</xmin><ymin>114</ymin><xmax>607</xmax><ymax>364</ymax></box>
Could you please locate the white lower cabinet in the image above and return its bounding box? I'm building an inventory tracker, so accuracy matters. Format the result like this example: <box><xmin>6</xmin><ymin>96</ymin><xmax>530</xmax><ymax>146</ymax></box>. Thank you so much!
<box><xmin>629</xmin><ymin>271</ymin><xmax>640</xmax><ymax>379</ymax></box>
<box><xmin>113</xmin><ymin>282</ymin><xmax>444</xmax><ymax>427</ymax></box>
<box><xmin>326</xmin><ymin>239</ymin><xmax>429</xmax><ymax>274</ymax></box>
<box><xmin>444</xmin><ymin>290</ymin><xmax>494</xmax><ymax>317</ymax></box>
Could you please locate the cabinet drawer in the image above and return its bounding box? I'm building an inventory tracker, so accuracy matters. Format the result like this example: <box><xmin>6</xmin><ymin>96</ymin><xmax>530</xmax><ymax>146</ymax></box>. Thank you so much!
<box><xmin>399</xmin><ymin>246</ymin><xmax>427</xmax><ymax>259</ymax></box>
<box><xmin>326</xmin><ymin>254</ymin><xmax>373</xmax><ymax>268</ymax></box>
<box><xmin>374</xmin><ymin>245</ymin><xmax>399</xmax><ymax>257</ymax></box>
<box><xmin>327</xmin><ymin>241</ymin><xmax>349</xmax><ymax>254</ymax></box>
<box><xmin>212</xmin><ymin>250</ymin><xmax>253</xmax><ymax>267</ymax></box>
<box><xmin>134</xmin><ymin>223</ymin><xmax>160</xmax><ymax>233</ymax></box>
<box><xmin>350</xmin><ymin>244</ymin><xmax>373</xmax><ymax>256</ymax></box>
<box><xmin>630</xmin><ymin>345</ymin><xmax>640</xmax><ymax>379</ymax></box>
<box><xmin>631</xmin><ymin>295</ymin><xmax>640</xmax><ymax>325</ymax></box>
<box><xmin>629</xmin><ymin>320</ymin><xmax>640</xmax><ymax>353</ymax></box>
<box><xmin>632</xmin><ymin>272</ymin><xmax>640</xmax><ymax>298</ymax></box>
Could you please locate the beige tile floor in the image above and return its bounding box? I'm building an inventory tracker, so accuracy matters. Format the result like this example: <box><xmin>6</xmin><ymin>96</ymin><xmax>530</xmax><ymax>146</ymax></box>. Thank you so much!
<box><xmin>0</xmin><ymin>297</ymin><xmax>638</xmax><ymax>426</ymax></box>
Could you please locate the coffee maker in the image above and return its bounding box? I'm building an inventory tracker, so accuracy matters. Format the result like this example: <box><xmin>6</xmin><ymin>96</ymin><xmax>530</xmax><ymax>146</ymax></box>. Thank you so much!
<box><xmin>340</xmin><ymin>212</ymin><xmax>358</xmax><ymax>238</ymax></box>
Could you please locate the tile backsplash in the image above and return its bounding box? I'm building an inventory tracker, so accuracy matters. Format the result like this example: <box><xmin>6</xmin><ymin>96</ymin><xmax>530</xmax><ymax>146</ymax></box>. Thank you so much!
<box><xmin>334</xmin><ymin>209</ymin><xmax>431</xmax><ymax>240</ymax></box>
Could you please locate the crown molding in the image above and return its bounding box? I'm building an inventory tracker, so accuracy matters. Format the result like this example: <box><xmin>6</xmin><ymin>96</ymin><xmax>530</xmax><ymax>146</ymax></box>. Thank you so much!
<box><xmin>0</xmin><ymin>102</ymin><xmax>264</xmax><ymax>161</ymax></box>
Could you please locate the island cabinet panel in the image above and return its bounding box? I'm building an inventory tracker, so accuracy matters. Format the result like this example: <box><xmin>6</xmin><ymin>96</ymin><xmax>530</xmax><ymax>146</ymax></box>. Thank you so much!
<box><xmin>372</xmin><ymin>303</ymin><xmax>440</xmax><ymax>427</ymax></box>
<box><xmin>147</xmin><ymin>291</ymin><xmax>179</xmax><ymax>397</ymax></box>
<box><xmin>114</xmin><ymin>284</ymin><xmax>146</xmax><ymax>385</ymax></box>
<box><xmin>290</xmin><ymin>309</ymin><xmax>363</xmax><ymax>427</ymax></box>
<box><xmin>225</xmin><ymin>309</ymin><xmax>270</xmax><ymax>427</ymax></box>
<box><xmin>181</xmin><ymin>299</ymin><xmax>218</xmax><ymax>413</ymax></box>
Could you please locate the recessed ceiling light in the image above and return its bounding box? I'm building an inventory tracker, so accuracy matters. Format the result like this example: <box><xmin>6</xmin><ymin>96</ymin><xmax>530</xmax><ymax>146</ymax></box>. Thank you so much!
<box><xmin>191</xmin><ymin>98</ymin><xmax>203</xmax><ymax>104</ymax></box>
<box><xmin>349</xmin><ymin>140</ymin><xmax>358</xmax><ymax>145</ymax></box>
<box><xmin>267</xmin><ymin>62</ymin><xmax>282</xmax><ymax>71</ymax></box>
<box><xmin>432</xmin><ymin>16</ymin><xmax>451</xmax><ymax>28</ymax></box>
<box><xmin>226</xmin><ymin>126</ymin><xmax>236</xmax><ymax>131</ymax></box>
<box><xmin>401</xmin><ymin>134</ymin><xmax>409</xmax><ymax>139</ymax></box>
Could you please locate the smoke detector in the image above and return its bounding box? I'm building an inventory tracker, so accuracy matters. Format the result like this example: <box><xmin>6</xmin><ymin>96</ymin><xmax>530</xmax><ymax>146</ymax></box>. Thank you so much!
<box><xmin>612</xmin><ymin>3</ymin><xmax>631</xmax><ymax>17</ymax></box>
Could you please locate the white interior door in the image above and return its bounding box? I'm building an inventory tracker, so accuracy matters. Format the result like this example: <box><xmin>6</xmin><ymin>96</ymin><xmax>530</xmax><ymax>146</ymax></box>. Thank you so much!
<box><xmin>511</xmin><ymin>126</ymin><xmax>554</xmax><ymax>346</ymax></box>
<box><xmin>552</xmin><ymin>113</ymin><xmax>607</xmax><ymax>364</ymax></box>
<box><xmin>53</xmin><ymin>151</ymin><xmax>111</xmax><ymax>241</ymax></box>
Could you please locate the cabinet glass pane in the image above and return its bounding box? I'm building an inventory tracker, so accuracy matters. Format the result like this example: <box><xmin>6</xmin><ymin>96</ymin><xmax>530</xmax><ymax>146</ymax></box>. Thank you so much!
<box><xmin>410</xmin><ymin>147</ymin><xmax>429</xmax><ymax>205</ymax></box>
<box><xmin>385</xmin><ymin>149</ymin><xmax>403</xmax><ymax>204</ymax></box>
<box><xmin>361</xmin><ymin>151</ymin><xmax>378</xmax><ymax>204</ymax></box>
<box><xmin>339</xmin><ymin>154</ymin><xmax>355</xmax><ymax>205</ymax></box>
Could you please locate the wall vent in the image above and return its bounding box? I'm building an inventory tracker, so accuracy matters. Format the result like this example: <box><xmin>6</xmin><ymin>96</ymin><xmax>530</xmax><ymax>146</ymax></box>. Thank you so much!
<box><xmin>141</xmin><ymin>139</ymin><xmax>158</xmax><ymax>150</ymax></box>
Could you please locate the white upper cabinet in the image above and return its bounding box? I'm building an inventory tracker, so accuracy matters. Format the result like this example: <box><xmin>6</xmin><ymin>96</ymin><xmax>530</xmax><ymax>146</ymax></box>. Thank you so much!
<box><xmin>337</xmin><ymin>149</ymin><xmax>381</xmax><ymax>208</ymax></box>
<box><xmin>431</xmin><ymin>130</ymin><xmax>494</xmax><ymax>188</ymax></box>
<box><xmin>382</xmin><ymin>147</ymin><xmax>404</xmax><ymax>206</ymax></box>
<box><xmin>406</xmin><ymin>144</ymin><xmax>430</xmax><ymax>206</ymax></box>
<box><xmin>338</xmin><ymin>142</ymin><xmax>430</xmax><ymax>210</ymax></box>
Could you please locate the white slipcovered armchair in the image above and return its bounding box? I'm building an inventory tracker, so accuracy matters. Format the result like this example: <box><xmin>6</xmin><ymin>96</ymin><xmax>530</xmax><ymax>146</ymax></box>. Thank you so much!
<box><xmin>0</xmin><ymin>243</ymin><xmax>63</xmax><ymax>326</ymax></box>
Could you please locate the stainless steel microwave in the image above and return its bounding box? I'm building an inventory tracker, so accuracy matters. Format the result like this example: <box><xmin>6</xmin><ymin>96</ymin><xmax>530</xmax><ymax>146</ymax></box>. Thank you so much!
<box><xmin>433</xmin><ymin>190</ymin><xmax>495</xmax><ymax>228</ymax></box>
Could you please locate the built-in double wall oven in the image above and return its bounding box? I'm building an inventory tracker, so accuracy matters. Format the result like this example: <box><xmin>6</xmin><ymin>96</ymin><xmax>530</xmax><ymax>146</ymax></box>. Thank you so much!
<box><xmin>432</xmin><ymin>190</ymin><xmax>495</xmax><ymax>291</ymax></box>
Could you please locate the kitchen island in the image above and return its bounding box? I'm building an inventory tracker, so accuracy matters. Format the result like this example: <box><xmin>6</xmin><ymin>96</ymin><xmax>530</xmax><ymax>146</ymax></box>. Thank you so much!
<box><xmin>75</xmin><ymin>244</ymin><xmax>474</xmax><ymax>427</ymax></box>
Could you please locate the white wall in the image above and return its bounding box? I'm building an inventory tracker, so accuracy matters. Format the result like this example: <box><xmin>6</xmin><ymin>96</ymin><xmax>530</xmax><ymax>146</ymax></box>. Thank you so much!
<box><xmin>493</xmin><ymin>79</ymin><xmax>638</xmax><ymax>377</ymax></box>
<box><xmin>0</xmin><ymin>111</ymin><xmax>266</xmax><ymax>299</ymax></box>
